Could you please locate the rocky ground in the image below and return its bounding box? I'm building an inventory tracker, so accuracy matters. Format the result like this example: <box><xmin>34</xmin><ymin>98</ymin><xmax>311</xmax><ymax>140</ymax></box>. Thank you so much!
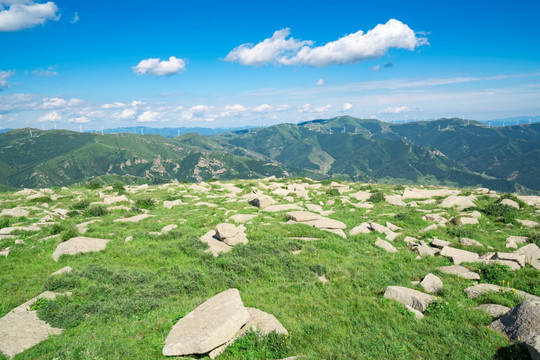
<box><xmin>0</xmin><ymin>179</ymin><xmax>539</xmax><ymax>359</ymax></box>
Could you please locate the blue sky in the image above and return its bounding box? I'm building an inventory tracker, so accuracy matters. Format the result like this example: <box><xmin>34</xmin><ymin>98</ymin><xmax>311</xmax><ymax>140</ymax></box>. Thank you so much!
<box><xmin>1</xmin><ymin>0</ymin><xmax>540</xmax><ymax>130</ymax></box>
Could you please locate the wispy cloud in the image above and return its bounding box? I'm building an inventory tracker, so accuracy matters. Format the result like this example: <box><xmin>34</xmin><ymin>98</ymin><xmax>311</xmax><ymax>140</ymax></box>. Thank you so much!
<box><xmin>70</xmin><ymin>11</ymin><xmax>78</xmax><ymax>24</ymax></box>
<box><xmin>132</xmin><ymin>56</ymin><xmax>186</xmax><ymax>76</ymax></box>
<box><xmin>315</xmin><ymin>78</ymin><xmax>324</xmax><ymax>86</ymax></box>
<box><xmin>32</xmin><ymin>66</ymin><xmax>57</xmax><ymax>77</ymax></box>
<box><xmin>378</xmin><ymin>106</ymin><xmax>412</xmax><ymax>114</ymax></box>
<box><xmin>0</xmin><ymin>70</ymin><xmax>14</xmax><ymax>90</ymax></box>
<box><xmin>0</xmin><ymin>0</ymin><xmax>60</xmax><ymax>32</ymax></box>
<box><xmin>225</xmin><ymin>19</ymin><xmax>427</xmax><ymax>67</ymax></box>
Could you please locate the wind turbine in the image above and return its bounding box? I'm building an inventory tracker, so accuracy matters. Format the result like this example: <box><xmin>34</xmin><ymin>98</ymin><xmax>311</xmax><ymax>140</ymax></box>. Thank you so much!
<box><xmin>54</xmin><ymin>122</ymin><xmax>57</xmax><ymax>130</ymax></box>
<box><xmin>79</xmin><ymin>124</ymin><xmax>82</xmax><ymax>133</ymax></box>
<box><xmin>29</xmin><ymin>129</ymin><xmax>33</xmax><ymax>137</ymax></box>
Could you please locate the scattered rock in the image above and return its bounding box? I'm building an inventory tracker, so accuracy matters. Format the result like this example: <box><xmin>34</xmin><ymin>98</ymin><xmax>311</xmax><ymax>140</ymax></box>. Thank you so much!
<box><xmin>385</xmin><ymin>196</ymin><xmax>407</xmax><ymax>207</ymax></box>
<box><xmin>163</xmin><ymin>199</ymin><xmax>185</xmax><ymax>209</ymax></box>
<box><xmin>527</xmin><ymin>335</ymin><xmax>540</xmax><ymax>360</ymax></box>
<box><xmin>103</xmin><ymin>195</ymin><xmax>129</xmax><ymax>205</ymax></box>
<box><xmin>263</xmin><ymin>204</ymin><xmax>304</xmax><ymax>212</ymax></box>
<box><xmin>401</xmin><ymin>188</ymin><xmax>460</xmax><ymax>199</ymax></box>
<box><xmin>52</xmin><ymin>236</ymin><xmax>110</xmax><ymax>261</ymax></box>
<box><xmin>439</xmin><ymin>195</ymin><xmax>476</xmax><ymax>209</ymax></box>
<box><xmin>0</xmin><ymin>292</ymin><xmax>64</xmax><ymax>358</ymax></box>
<box><xmin>464</xmin><ymin>284</ymin><xmax>540</xmax><ymax>301</ymax></box>
<box><xmin>506</xmin><ymin>235</ymin><xmax>529</xmax><ymax>244</ymax></box>
<box><xmin>349</xmin><ymin>222</ymin><xmax>371</xmax><ymax>235</ymax></box>
<box><xmin>375</xmin><ymin>238</ymin><xmax>398</xmax><ymax>253</ymax></box>
<box><xmin>384</xmin><ymin>286</ymin><xmax>436</xmax><ymax>313</ymax></box>
<box><xmin>114</xmin><ymin>214</ymin><xmax>153</xmax><ymax>223</ymax></box>
<box><xmin>0</xmin><ymin>207</ymin><xmax>29</xmax><ymax>217</ymax></box>
<box><xmin>440</xmin><ymin>246</ymin><xmax>480</xmax><ymax>265</ymax></box>
<box><xmin>229</xmin><ymin>214</ymin><xmax>257</xmax><ymax>223</ymax></box>
<box><xmin>514</xmin><ymin>243</ymin><xmax>540</xmax><ymax>263</ymax></box>
<box><xmin>436</xmin><ymin>265</ymin><xmax>480</xmax><ymax>280</ymax></box>
<box><xmin>248</xmin><ymin>195</ymin><xmax>276</xmax><ymax>209</ymax></box>
<box><xmin>420</xmin><ymin>273</ymin><xmax>443</xmax><ymax>293</ymax></box>
<box><xmin>318</xmin><ymin>274</ymin><xmax>328</xmax><ymax>284</ymax></box>
<box><xmin>162</xmin><ymin>289</ymin><xmax>249</xmax><ymax>357</ymax></box>
<box><xmin>476</xmin><ymin>304</ymin><xmax>510</xmax><ymax>318</ymax></box>
<box><xmin>456</xmin><ymin>217</ymin><xmax>479</xmax><ymax>226</ymax></box>
<box><xmin>460</xmin><ymin>237</ymin><xmax>483</xmax><ymax>247</ymax></box>
<box><xmin>517</xmin><ymin>219</ymin><xmax>540</xmax><ymax>228</ymax></box>
<box><xmin>200</xmin><ymin>230</ymin><xmax>232</xmax><ymax>257</ymax></box>
<box><xmin>501</xmin><ymin>198</ymin><xmax>520</xmax><ymax>209</ymax></box>
<box><xmin>215</xmin><ymin>224</ymin><xmax>248</xmax><ymax>246</ymax></box>
<box><xmin>125</xmin><ymin>236</ymin><xmax>133</xmax><ymax>242</ymax></box>
<box><xmin>491</xmin><ymin>300</ymin><xmax>540</xmax><ymax>345</ymax></box>
<box><xmin>76</xmin><ymin>219</ymin><xmax>102</xmax><ymax>234</ymax></box>
<box><xmin>431</xmin><ymin>238</ymin><xmax>451</xmax><ymax>248</ymax></box>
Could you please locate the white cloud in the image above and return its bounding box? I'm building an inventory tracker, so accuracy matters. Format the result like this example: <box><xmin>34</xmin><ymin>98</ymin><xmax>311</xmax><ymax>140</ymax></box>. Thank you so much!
<box><xmin>114</xmin><ymin>108</ymin><xmax>136</xmax><ymax>120</ymax></box>
<box><xmin>0</xmin><ymin>1</ymin><xmax>59</xmax><ymax>32</ymax></box>
<box><xmin>132</xmin><ymin>56</ymin><xmax>186</xmax><ymax>76</ymax></box>
<box><xmin>68</xmin><ymin>115</ymin><xmax>90</xmax><ymax>123</ymax></box>
<box><xmin>378</xmin><ymin>106</ymin><xmax>412</xmax><ymax>114</ymax></box>
<box><xmin>370</xmin><ymin>64</ymin><xmax>380</xmax><ymax>71</ymax></box>
<box><xmin>137</xmin><ymin>110</ymin><xmax>160</xmax><ymax>122</ymax></box>
<box><xmin>32</xmin><ymin>66</ymin><xmax>57</xmax><ymax>76</ymax></box>
<box><xmin>70</xmin><ymin>11</ymin><xmax>78</xmax><ymax>24</ymax></box>
<box><xmin>298</xmin><ymin>103</ymin><xmax>333</xmax><ymax>113</ymax></box>
<box><xmin>341</xmin><ymin>102</ymin><xmax>353</xmax><ymax>111</ymax></box>
<box><xmin>0</xmin><ymin>70</ymin><xmax>14</xmax><ymax>89</ymax></box>
<box><xmin>224</xmin><ymin>28</ymin><xmax>311</xmax><ymax>66</ymax></box>
<box><xmin>38</xmin><ymin>110</ymin><xmax>61</xmax><ymax>122</ymax></box>
<box><xmin>315</xmin><ymin>78</ymin><xmax>324</xmax><ymax>86</ymax></box>
<box><xmin>41</xmin><ymin>97</ymin><xmax>84</xmax><ymax>109</ymax></box>
<box><xmin>102</xmin><ymin>102</ymin><xmax>127</xmax><ymax>109</ymax></box>
<box><xmin>218</xmin><ymin>104</ymin><xmax>247</xmax><ymax>117</ymax></box>
<box><xmin>173</xmin><ymin>105</ymin><xmax>184</xmax><ymax>112</ymax></box>
<box><xmin>225</xmin><ymin>19</ymin><xmax>427</xmax><ymax>67</ymax></box>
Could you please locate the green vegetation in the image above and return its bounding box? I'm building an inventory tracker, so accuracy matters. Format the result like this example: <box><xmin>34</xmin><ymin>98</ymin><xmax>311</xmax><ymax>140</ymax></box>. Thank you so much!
<box><xmin>0</xmin><ymin>178</ymin><xmax>539</xmax><ymax>359</ymax></box>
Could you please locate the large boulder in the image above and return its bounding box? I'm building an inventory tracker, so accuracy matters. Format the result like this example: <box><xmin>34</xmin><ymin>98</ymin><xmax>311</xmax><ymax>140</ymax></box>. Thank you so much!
<box><xmin>439</xmin><ymin>246</ymin><xmax>479</xmax><ymax>265</ymax></box>
<box><xmin>476</xmin><ymin>304</ymin><xmax>510</xmax><ymax>318</ymax></box>
<box><xmin>375</xmin><ymin>238</ymin><xmax>397</xmax><ymax>253</ymax></box>
<box><xmin>248</xmin><ymin>195</ymin><xmax>276</xmax><ymax>209</ymax></box>
<box><xmin>51</xmin><ymin>236</ymin><xmax>110</xmax><ymax>261</ymax></box>
<box><xmin>163</xmin><ymin>289</ymin><xmax>250</xmax><ymax>357</ymax></box>
<box><xmin>436</xmin><ymin>265</ymin><xmax>480</xmax><ymax>280</ymax></box>
<box><xmin>490</xmin><ymin>300</ymin><xmax>540</xmax><ymax>344</ymax></box>
<box><xmin>420</xmin><ymin>273</ymin><xmax>443</xmax><ymax>293</ymax></box>
<box><xmin>439</xmin><ymin>195</ymin><xmax>476</xmax><ymax>209</ymax></box>
<box><xmin>384</xmin><ymin>286</ymin><xmax>436</xmax><ymax>313</ymax></box>
<box><xmin>0</xmin><ymin>207</ymin><xmax>29</xmax><ymax>217</ymax></box>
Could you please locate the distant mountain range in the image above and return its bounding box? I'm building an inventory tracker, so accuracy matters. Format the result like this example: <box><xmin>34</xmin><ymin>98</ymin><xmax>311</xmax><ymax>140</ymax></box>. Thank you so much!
<box><xmin>0</xmin><ymin>116</ymin><xmax>539</xmax><ymax>193</ymax></box>
<box><xmin>95</xmin><ymin>125</ymin><xmax>256</xmax><ymax>137</ymax></box>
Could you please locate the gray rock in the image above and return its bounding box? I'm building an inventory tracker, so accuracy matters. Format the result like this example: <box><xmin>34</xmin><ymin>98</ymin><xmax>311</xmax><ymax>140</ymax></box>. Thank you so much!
<box><xmin>113</xmin><ymin>214</ymin><xmax>153</xmax><ymax>223</ymax></box>
<box><xmin>517</xmin><ymin>219</ymin><xmax>540</xmax><ymax>228</ymax></box>
<box><xmin>436</xmin><ymin>265</ymin><xmax>480</xmax><ymax>280</ymax></box>
<box><xmin>464</xmin><ymin>284</ymin><xmax>540</xmax><ymax>301</ymax></box>
<box><xmin>51</xmin><ymin>266</ymin><xmax>73</xmax><ymax>276</ymax></box>
<box><xmin>476</xmin><ymin>304</ymin><xmax>510</xmax><ymax>318</ymax></box>
<box><xmin>375</xmin><ymin>238</ymin><xmax>398</xmax><ymax>253</ymax></box>
<box><xmin>514</xmin><ymin>243</ymin><xmax>540</xmax><ymax>263</ymax></box>
<box><xmin>285</xmin><ymin>211</ymin><xmax>321</xmax><ymax>222</ymax></box>
<box><xmin>501</xmin><ymin>198</ymin><xmax>520</xmax><ymax>209</ymax></box>
<box><xmin>200</xmin><ymin>230</ymin><xmax>232</xmax><ymax>257</ymax></box>
<box><xmin>103</xmin><ymin>195</ymin><xmax>129</xmax><ymax>205</ymax></box>
<box><xmin>248</xmin><ymin>195</ymin><xmax>276</xmax><ymax>209</ymax></box>
<box><xmin>350</xmin><ymin>222</ymin><xmax>371</xmax><ymax>235</ymax></box>
<box><xmin>460</xmin><ymin>237</ymin><xmax>483</xmax><ymax>247</ymax></box>
<box><xmin>384</xmin><ymin>286</ymin><xmax>436</xmax><ymax>313</ymax></box>
<box><xmin>507</xmin><ymin>235</ymin><xmax>529</xmax><ymax>244</ymax></box>
<box><xmin>215</xmin><ymin>223</ymin><xmax>238</xmax><ymax>240</ymax></box>
<box><xmin>439</xmin><ymin>195</ymin><xmax>476</xmax><ymax>209</ymax></box>
<box><xmin>52</xmin><ymin>236</ymin><xmax>110</xmax><ymax>261</ymax></box>
<box><xmin>440</xmin><ymin>246</ymin><xmax>480</xmax><ymax>265</ymax></box>
<box><xmin>527</xmin><ymin>335</ymin><xmax>540</xmax><ymax>360</ymax></box>
<box><xmin>491</xmin><ymin>300</ymin><xmax>540</xmax><ymax>344</ymax></box>
<box><xmin>456</xmin><ymin>217</ymin><xmax>479</xmax><ymax>226</ymax></box>
<box><xmin>0</xmin><ymin>207</ymin><xmax>29</xmax><ymax>217</ymax></box>
<box><xmin>420</xmin><ymin>273</ymin><xmax>443</xmax><ymax>293</ymax></box>
<box><xmin>415</xmin><ymin>241</ymin><xmax>438</xmax><ymax>257</ymax></box>
<box><xmin>0</xmin><ymin>292</ymin><xmax>63</xmax><ymax>358</ymax></box>
<box><xmin>229</xmin><ymin>214</ymin><xmax>257</xmax><ymax>223</ymax></box>
<box><xmin>163</xmin><ymin>199</ymin><xmax>185</xmax><ymax>209</ymax></box>
<box><xmin>263</xmin><ymin>204</ymin><xmax>304</xmax><ymax>212</ymax></box>
<box><xmin>431</xmin><ymin>238</ymin><xmax>451</xmax><ymax>248</ymax></box>
<box><xmin>162</xmin><ymin>289</ymin><xmax>250</xmax><ymax>357</ymax></box>
<box><xmin>494</xmin><ymin>252</ymin><xmax>526</xmax><ymax>267</ymax></box>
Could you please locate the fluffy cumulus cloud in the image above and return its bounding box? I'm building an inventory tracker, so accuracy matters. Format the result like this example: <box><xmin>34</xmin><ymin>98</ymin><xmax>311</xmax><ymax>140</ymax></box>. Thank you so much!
<box><xmin>298</xmin><ymin>103</ymin><xmax>333</xmax><ymax>113</ymax></box>
<box><xmin>41</xmin><ymin>97</ymin><xmax>84</xmax><ymax>109</ymax></box>
<box><xmin>0</xmin><ymin>0</ymin><xmax>60</xmax><ymax>32</ymax></box>
<box><xmin>341</xmin><ymin>102</ymin><xmax>353</xmax><ymax>112</ymax></box>
<box><xmin>225</xmin><ymin>19</ymin><xmax>428</xmax><ymax>67</ymax></box>
<box><xmin>0</xmin><ymin>70</ymin><xmax>14</xmax><ymax>89</ymax></box>
<box><xmin>315</xmin><ymin>78</ymin><xmax>325</xmax><ymax>86</ymax></box>
<box><xmin>114</xmin><ymin>108</ymin><xmax>136</xmax><ymax>120</ymax></box>
<box><xmin>224</xmin><ymin>28</ymin><xmax>311</xmax><ymax>66</ymax></box>
<box><xmin>132</xmin><ymin>56</ymin><xmax>186</xmax><ymax>76</ymax></box>
<box><xmin>137</xmin><ymin>110</ymin><xmax>161</xmax><ymax>122</ymax></box>
<box><xmin>38</xmin><ymin>110</ymin><xmax>61</xmax><ymax>122</ymax></box>
<box><xmin>68</xmin><ymin>115</ymin><xmax>90</xmax><ymax>123</ymax></box>
<box><xmin>378</xmin><ymin>106</ymin><xmax>412</xmax><ymax>114</ymax></box>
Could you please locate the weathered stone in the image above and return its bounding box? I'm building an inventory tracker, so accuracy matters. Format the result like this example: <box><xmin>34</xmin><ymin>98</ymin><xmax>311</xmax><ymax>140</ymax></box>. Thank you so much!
<box><xmin>500</xmin><ymin>198</ymin><xmax>520</xmax><ymax>209</ymax></box>
<box><xmin>200</xmin><ymin>230</ymin><xmax>232</xmax><ymax>257</ymax></box>
<box><xmin>456</xmin><ymin>217</ymin><xmax>479</xmax><ymax>226</ymax></box>
<box><xmin>263</xmin><ymin>204</ymin><xmax>304</xmax><ymax>212</ymax></box>
<box><xmin>401</xmin><ymin>188</ymin><xmax>460</xmax><ymax>199</ymax></box>
<box><xmin>517</xmin><ymin>195</ymin><xmax>540</xmax><ymax>207</ymax></box>
<box><xmin>0</xmin><ymin>225</ymin><xmax>40</xmax><ymax>235</ymax></box>
<box><xmin>304</xmin><ymin>218</ymin><xmax>346</xmax><ymax>230</ymax></box>
<box><xmin>437</xmin><ymin>265</ymin><xmax>480</xmax><ymax>280</ymax></box>
<box><xmin>527</xmin><ymin>335</ymin><xmax>540</xmax><ymax>360</ymax></box>
<box><xmin>52</xmin><ymin>236</ymin><xmax>110</xmax><ymax>261</ymax></box>
<box><xmin>229</xmin><ymin>214</ymin><xmax>257</xmax><ymax>223</ymax></box>
<box><xmin>385</xmin><ymin>196</ymin><xmax>406</xmax><ymax>207</ymax></box>
<box><xmin>76</xmin><ymin>219</ymin><xmax>102</xmax><ymax>234</ymax></box>
<box><xmin>0</xmin><ymin>292</ymin><xmax>63</xmax><ymax>358</ymax></box>
<box><xmin>439</xmin><ymin>195</ymin><xmax>476</xmax><ymax>209</ymax></box>
<box><xmin>476</xmin><ymin>304</ymin><xmax>510</xmax><ymax>318</ymax></box>
<box><xmin>0</xmin><ymin>207</ymin><xmax>29</xmax><ymax>217</ymax></box>
<box><xmin>51</xmin><ymin>266</ymin><xmax>73</xmax><ymax>276</ymax></box>
<box><xmin>420</xmin><ymin>273</ymin><xmax>443</xmax><ymax>293</ymax></box>
<box><xmin>114</xmin><ymin>214</ymin><xmax>152</xmax><ymax>223</ymax></box>
<box><xmin>215</xmin><ymin>223</ymin><xmax>238</xmax><ymax>240</ymax></box>
<box><xmin>103</xmin><ymin>195</ymin><xmax>129</xmax><ymax>205</ymax></box>
<box><xmin>506</xmin><ymin>235</ymin><xmax>529</xmax><ymax>244</ymax></box>
<box><xmin>384</xmin><ymin>286</ymin><xmax>436</xmax><ymax>313</ymax></box>
<box><xmin>349</xmin><ymin>191</ymin><xmax>371</xmax><ymax>201</ymax></box>
<box><xmin>431</xmin><ymin>238</ymin><xmax>451</xmax><ymax>248</ymax></box>
<box><xmin>415</xmin><ymin>241</ymin><xmax>438</xmax><ymax>257</ymax></box>
<box><xmin>350</xmin><ymin>222</ymin><xmax>371</xmax><ymax>236</ymax></box>
<box><xmin>285</xmin><ymin>211</ymin><xmax>322</xmax><ymax>223</ymax></box>
<box><xmin>248</xmin><ymin>196</ymin><xmax>276</xmax><ymax>209</ymax></box>
<box><xmin>460</xmin><ymin>237</ymin><xmax>483</xmax><ymax>247</ymax></box>
<box><xmin>440</xmin><ymin>246</ymin><xmax>479</xmax><ymax>265</ymax></box>
<box><xmin>163</xmin><ymin>199</ymin><xmax>185</xmax><ymax>209</ymax></box>
<box><xmin>162</xmin><ymin>289</ymin><xmax>250</xmax><ymax>357</ymax></box>
<box><xmin>515</xmin><ymin>243</ymin><xmax>540</xmax><ymax>263</ymax></box>
<box><xmin>386</xmin><ymin>222</ymin><xmax>401</xmax><ymax>231</ymax></box>
<box><xmin>491</xmin><ymin>300</ymin><xmax>540</xmax><ymax>344</ymax></box>
<box><xmin>517</xmin><ymin>219</ymin><xmax>540</xmax><ymax>228</ymax></box>
<box><xmin>419</xmin><ymin>224</ymin><xmax>439</xmax><ymax>233</ymax></box>
<box><xmin>465</xmin><ymin>284</ymin><xmax>540</xmax><ymax>301</ymax></box>
<box><xmin>375</xmin><ymin>238</ymin><xmax>397</xmax><ymax>253</ymax></box>
<box><xmin>404</xmin><ymin>304</ymin><xmax>424</xmax><ymax>319</ymax></box>
<box><xmin>494</xmin><ymin>252</ymin><xmax>526</xmax><ymax>267</ymax></box>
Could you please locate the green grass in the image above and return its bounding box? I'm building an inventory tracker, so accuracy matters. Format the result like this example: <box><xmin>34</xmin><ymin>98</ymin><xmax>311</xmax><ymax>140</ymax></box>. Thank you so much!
<box><xmin>0</xmin><ymin>179</ymin><xmax>539</xmax><ymax>359</ymax></box>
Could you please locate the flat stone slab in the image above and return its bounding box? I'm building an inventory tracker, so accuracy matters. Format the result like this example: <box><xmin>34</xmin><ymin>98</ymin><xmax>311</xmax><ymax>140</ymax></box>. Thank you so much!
<box><xmin>162</xmin><ymin>288</ymin><xmax>250</xmax><ymax>357</ymax></box>
<box><xmin>401</xmin><ymin>188</ymin><xmax>460</xmax><ymax>199</ymax></box>
<box><xmin>0</xmin><ymin>225</ymin><xmax>41</xmax><ymax>235</ymax></box>
<box><xmin>384</xmin><ymin>286</ymin><xmax>436</xmax><ymax>313</ymax></box>
<box><xmin>262</xmin><ymin>204</ymin><xmax>303</xmax><ymax>212</ymax></box>
<box><xmin>248</xmin><ymin>195</ymin><xmax>276</xmax><ymax>209</ymax></box>
<box><xmin>51</xmin><ymin>266</ymin><xmax>73</xmax><ymax>276</ymax></box>
<box><xmin>103</xmin><ymin>195</ymin><xmax>129</xmax><ymax>205</ymax></box>
<box><xmin>375</xmin><ymin>238</ymin><xmax>397</xmax><ymax>253</ymax></box>
<box><xmin>436</xmin><ymin>265</ymin><xmax>480</xmax><ymax>280</ymax></box>
<box><xmin>440</xmin><ymin>246</ymin><xmax>479</xmax><ymax>265</ymax></box>
<box><xmin>517</xmin><ymin>219</ymin><xmax>540</xmax><ymax>228</ymax></box>
<box><xmin>515</xmin><ymin>244</ymin><xmax>540</xmax><ymax>263</ymax></box>
<box><xmin>476</xmin><ymin>304</ymin><xmax>510</xmax><ymax>318</ymax></box>
<box><xmin>439</xmin><ymin>195</ymin><xmax>476</xmax><ymax>209</ymax></box>
<box><xmin>52</xmin><ymin>236</ymin><xmax>110</xmax><ymax>261</ymax></box>
<box><xmin>0</xmin><ymin>291</ymin><xmax>63</xmax><ymax>358</ymax></box>
<box><xmin>163</xmin><ymin>199</ymin><xmax>186</xmax><ymax>209</ymax></box>
<box><xmin>285</xmin><ymin>211</ymin><xmax>322</xmax><ymax>222</ymax></box>
<box><xmin>420</xmin><ymin>273</ymin><xmax>443</xmax><ymax>293</ymax></box>
<box><xmin>113</xmin><ymin>214</ymin><xmax>153</xmax><ymax>223</ymax></box>
<box><xmin>200</xmin><ymin>230</ymin><xmax>232</xmax><ymax>257</ymax></box>
<box><xmin>464</xmin><ymin>283</ymin><xmax>540</xmax><ymax>301</ymax></box>
<box><xmin>491</xmin><ymin>300</ymin><xmax>540</xmax><ymax>344</ymax></box>
<box><xmin>76</xmin><ymin>219</ymin><xmax>102</xmax><ymax>234</ymax></box>
<box><xmin>350</xmin><ymin>222</ymin><xmax>371</xmax><ymax>235</ymax></box>
<box><xmin>229</xmin><ymin>214</ymin><xmax>257</xmax><ymax>223</ymax></box>
<box><xmin>0</xmin><ymin>207</ymin><xmax>29</xmax><ymax>217</ymax></box>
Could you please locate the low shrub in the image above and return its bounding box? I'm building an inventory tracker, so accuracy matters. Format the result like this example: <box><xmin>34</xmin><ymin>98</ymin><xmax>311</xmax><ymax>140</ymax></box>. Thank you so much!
<box><xmin>112</xmin><ymin>182</ymin><xmax>125</xmax><ymax>193</ymax></box>
<box><xmin>70</xmin><ymin>199</ymin><xmax>90</xmax><ymax>210</ymax></box>
<box><xmin>220</xmin><ymin>330</ymin><xmax>292</xmax><ymax>360</ymax></box>
<box><xmin>135</xmin><ymin>198</ymin><xmax>155</xmax><ymax>209</ymax></box>
<box><xmin>86</xmin><ymin>182</ymin><xmax>101</xmax><ymax>190</ymax></box>
<box><xmin>85</xmin><ymin>205</ymin><xmax>108</xmax><ymax>217</ymax></box>
<box><xmin>369</xmin><ymin>191</ymin><xmax>385</xmax><ymax>203</ymax></box>
<box><xmin>482</xmin><ymin>203</ymin><xmax>516</xmax><ymax>223</ymax></box>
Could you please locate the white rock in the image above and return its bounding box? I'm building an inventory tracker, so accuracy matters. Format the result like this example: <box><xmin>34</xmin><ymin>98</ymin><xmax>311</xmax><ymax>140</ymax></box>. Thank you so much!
<box><xmin>384</xmin><ymin>286</ymin><xmax>436</xmax><ymax>313</ymax></box>
<box><xmin>52</xmin><ymin>236</ymin><xmax>110</xmax><ymax>261</ymax></box>
<box><xmin>375</xmin><ymin>238</ymin><xmax>398</xmax><ymax>253</ymax></box>
<box><xmin>420</xmin><ymin>273</ymin><xmax>443</xmax><ymax>293</ymax></box>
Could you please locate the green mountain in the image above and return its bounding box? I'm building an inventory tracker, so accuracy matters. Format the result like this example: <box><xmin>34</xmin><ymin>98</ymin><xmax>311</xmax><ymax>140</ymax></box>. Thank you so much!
<box><xmin>0</xmin><ymin>116</ymin><xmax>538</xmax><ymax>193</ymax></box>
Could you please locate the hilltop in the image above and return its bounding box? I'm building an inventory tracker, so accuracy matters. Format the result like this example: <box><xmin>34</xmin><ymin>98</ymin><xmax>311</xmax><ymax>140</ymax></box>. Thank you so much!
<box><xmin>1</xmin><ymin>117</ymin><xmax>538</xmax><ymax>193</ymax></box>
<box><xmin>0</xmin><ymin>178</ymin><xmax>539</xmax><ymax>359</ymax></box>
